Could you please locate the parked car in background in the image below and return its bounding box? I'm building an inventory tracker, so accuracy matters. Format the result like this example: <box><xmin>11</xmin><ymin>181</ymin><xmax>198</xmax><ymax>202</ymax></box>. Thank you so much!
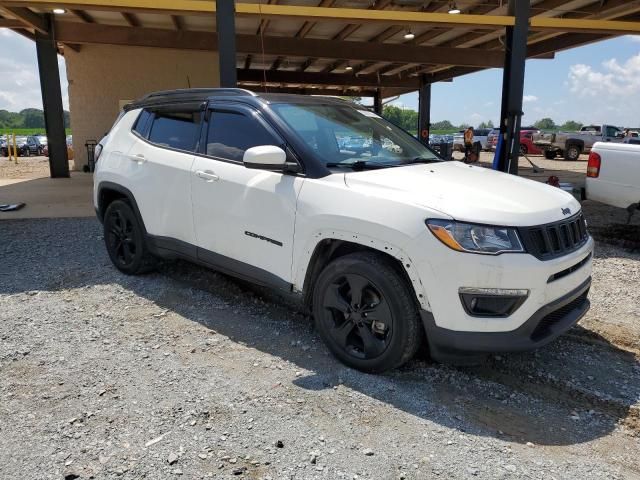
<box><xmin>94</xmin><ymin>88</ymin><xmax>593</xmax><ymax>372</ymax></box>
<box><xmin>1</xmin><ymin>135</ymin><xmax>45</xmax><ymax>156</ymax></box>
<box><xmin>534</xmin><ymin>124</ymin><xmax>625</xmax><ymax>161</ymax></box>
<box><xmin>585</xmin><ymin>142</ymin><xmax>640</xmax><ymax>213</ymax></box>
<box><xmin>473</xmin><ymin>128</ymin><xmax>492</xmax><ymax>151</ymax></box>
<box><xmin>1</xmin><ymin>136</ymin><xmax>28</xmax><ymax>156</ymax></box>
<box><xmin>24</xmin><ymin>135</ymin><xmax>46</xmax><ymax>156</ymax></box>
<box><xmin>341</xmin><ymin>135</ymin><xmax>371</xmax><ymax>154</ymax></box>
<box><xmin>487</xmin><ymin>129</ymin><xmax>500</xmax><ymax>150</ymax></box>
<box><xmin>454</xmin><ymin>128</ymin><xmax>491</xmax><ymax>152</ymax></box>
<box><xmin>15</xmin><ymin>136</ymin><xmax>29</xmax><ymax>156</ymax></box>
<box><xmin>518</xmin><ymin>130</ymin><xmax>543</xmax><ymax>155</ymax></box>
<box><xmin>453</xmin><ymin>131</ymin><xmax>464</xmax><ymax>152</ymax></box>
<box><xmin>36</xmin><ymin>135</ymin><xmax>47</xmax><ymax>153</ymax></box>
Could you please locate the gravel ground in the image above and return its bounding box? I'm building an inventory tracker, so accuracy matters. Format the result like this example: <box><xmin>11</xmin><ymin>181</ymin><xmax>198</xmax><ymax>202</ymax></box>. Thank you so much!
<box><xmin>1</xmin><ymin>205</ymin><xmax>639</xmax><ymax>479</ymax></box>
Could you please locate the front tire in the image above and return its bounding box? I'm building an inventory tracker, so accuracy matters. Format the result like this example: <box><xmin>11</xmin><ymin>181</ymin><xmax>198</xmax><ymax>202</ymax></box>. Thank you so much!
<box><xmin>564</xmin><ymin>145</ymin><xmax>581</xmax><ymax>161</ymax></box>
<box><xmin>544</xmin><ymin>149</ymin><xmax>556</xmax><ymax>160</ymax></box>
<box><xmin>312</xmin><ymin>252</ymin><xmax>422</xmax><ymax>373</ymax></box>
<box><xmin>519</xmin><ymin>144</ymin><xmax>528</xmax><ymax>156</ymax></box>
<box><xmin>103</xmin><ymin>200</ymin><xmax>155</xmax><ymax>275</ymax></box>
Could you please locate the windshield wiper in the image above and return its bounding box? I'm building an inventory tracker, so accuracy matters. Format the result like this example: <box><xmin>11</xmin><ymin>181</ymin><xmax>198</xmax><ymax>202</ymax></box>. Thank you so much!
<box><xmin>401</xmin><ymin>157</ymin><xmax>444</xmax><ymax>165</ymax></box>
<box><xmin>325</xmin><ymin>161</ymin><xmax>398</xmax><ymax>171</ymax></box>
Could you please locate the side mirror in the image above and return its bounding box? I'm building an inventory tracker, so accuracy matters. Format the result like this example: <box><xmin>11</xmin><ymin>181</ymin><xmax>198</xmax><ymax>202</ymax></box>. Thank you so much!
<box><xmin>243</xmin><ymin>145</ymin><xmax>287</xmax><ymax>170</ymax></box>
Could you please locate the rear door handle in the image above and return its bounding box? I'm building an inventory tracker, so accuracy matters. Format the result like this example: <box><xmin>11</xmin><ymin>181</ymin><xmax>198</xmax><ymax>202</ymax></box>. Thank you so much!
<box><xmin>195</xmin><ymin>170</ymin><xmax>219</xmax><ymax>182</ymax></box>
<box><xmin>129</xmin><ymin>153</ymin><xmax>147</xmax><ymax>163</ymax></box>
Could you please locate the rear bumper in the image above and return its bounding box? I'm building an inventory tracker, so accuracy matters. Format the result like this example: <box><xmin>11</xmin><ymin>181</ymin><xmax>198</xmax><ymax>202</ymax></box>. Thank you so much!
<box><xmin>421</xmin><ymin>276</ymin><xmax>591</xmax><ymax>364</ymax></box>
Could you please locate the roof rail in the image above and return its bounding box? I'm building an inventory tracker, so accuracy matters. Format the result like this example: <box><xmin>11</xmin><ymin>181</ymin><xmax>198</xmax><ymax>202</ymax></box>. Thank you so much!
<box><xmin>141</xmin><ymin>88</ymin><xmax>256</xmax><ymax>101</ymax></box>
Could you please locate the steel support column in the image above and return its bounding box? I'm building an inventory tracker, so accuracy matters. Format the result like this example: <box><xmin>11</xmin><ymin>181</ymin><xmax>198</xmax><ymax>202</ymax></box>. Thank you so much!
<box><xmin>418</xmin><ymin>78</ymin><xmax>431</xmax><ymax>146</ymax></box>
<box><xmin>35</xmin><ymin>14</ymin><xmax>69</xmax><ymax>178</ymax></box>
<box><xmin>373</xmin><ymin>90</ymin><xmax>383</xmax><ymax>115</ymax></box>
<box><xmin>216</xmin><ymin>0</ymin><xmax>237</xmax><ymax>87</ymax></box>
<box><xmin>497</xmin><ymin>0</ymin><xmax>530</xmax><ymax>175</ymax></box>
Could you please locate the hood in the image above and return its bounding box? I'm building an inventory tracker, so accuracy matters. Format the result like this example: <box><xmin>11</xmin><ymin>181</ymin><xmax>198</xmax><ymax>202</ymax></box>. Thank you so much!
<box><xmin>344</xmin><ymin>162</ymin><xmax>581</xmax><ymax>227</ymax></box>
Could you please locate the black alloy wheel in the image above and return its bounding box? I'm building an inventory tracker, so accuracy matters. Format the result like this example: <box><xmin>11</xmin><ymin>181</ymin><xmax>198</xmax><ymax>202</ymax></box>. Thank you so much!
<box><xmin>322</xmin><ymin>273</ymin><xmax>393</xmax><ymax>361</ymax></box>
<box><xmin>313</xmin><ymin>252</ymin><xmax>422</xmax><ymax>373</ymax></box>
<box><xmin>103</xmin><ymin>200</ymin><xmax>155</xmax><ymax>275</ymax></box>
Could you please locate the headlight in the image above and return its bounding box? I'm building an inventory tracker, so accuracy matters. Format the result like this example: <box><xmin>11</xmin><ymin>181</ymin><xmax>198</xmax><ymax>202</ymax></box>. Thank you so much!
<box><xmin>426</xmin><ymin>219</ymin><xmax>524</xmax><ymax>255</ymax></box>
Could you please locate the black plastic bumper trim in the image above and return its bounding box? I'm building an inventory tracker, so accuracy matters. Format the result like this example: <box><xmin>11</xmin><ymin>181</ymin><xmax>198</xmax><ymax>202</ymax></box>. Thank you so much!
<box><xmin>421</xmin><ymin>277</ymin><xmax>591</xmax><ymax>364</ymax></box>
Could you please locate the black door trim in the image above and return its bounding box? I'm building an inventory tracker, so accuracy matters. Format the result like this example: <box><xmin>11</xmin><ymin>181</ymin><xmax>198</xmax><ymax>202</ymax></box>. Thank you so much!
<box><xmin>145</xmin><ymin>234</ymin><xmax>292</xmax><ymax>292</ymax></box>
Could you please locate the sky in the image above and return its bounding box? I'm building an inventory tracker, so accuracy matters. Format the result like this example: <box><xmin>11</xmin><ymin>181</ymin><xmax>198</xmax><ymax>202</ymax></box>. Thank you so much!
<box><xmin>0</xmin><ymin>28</ymin><xmax>639</xmax><ymax>127</ymax></box>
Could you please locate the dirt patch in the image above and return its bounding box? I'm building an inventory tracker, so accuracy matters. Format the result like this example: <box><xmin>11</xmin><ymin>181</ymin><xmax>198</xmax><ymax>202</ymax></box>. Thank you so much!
<box><xmin>590</xmin><ymin>224</ymin><xmax>640</xmax><ymax>252</ymax></box>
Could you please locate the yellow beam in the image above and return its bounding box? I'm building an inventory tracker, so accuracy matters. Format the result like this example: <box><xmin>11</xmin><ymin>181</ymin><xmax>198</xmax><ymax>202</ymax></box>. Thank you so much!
<box><xmin>0</xmin><ymin>0</ymin><xmax>216</xmax><ymax>15</ymax></box>
<box><xmin>235</xmin><ymin>4</ymin><xmax>514</xmax><ymax>28</ymax></box>
<box><xmin>531</xmin><ymin>17</ymin><xmax>640</xmax><ymax>35</ymax></box>
<box><xmin>0</xmin><ymin>0</ymin><xmax>514</xmax><ymax>28</ymax></box>
<box><xmin>1</xmin><ymin>1</ymin><xmax>640</xmax><ymax>35</ymax></box>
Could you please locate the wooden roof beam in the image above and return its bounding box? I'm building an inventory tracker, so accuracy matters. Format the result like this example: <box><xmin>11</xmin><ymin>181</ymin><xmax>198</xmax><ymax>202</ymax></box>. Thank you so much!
<box><xmin>270</xmin><ymin>0</ymin><xmax>335</xmax><ymax>71</ymax></box>
<box><xmin>238</xmin><ymin>69</ymin><xmax>420</xmax><ymax>89</ymax></box>
<box><xmin>121</xmin><ymin>11</ymin><xmax>140</xmax><ymax>27</ymax></box>
<box><xmin>0</xmin><ymin>18</ymin><xmax>24</xmax><ymax>27</ymax></box>
<box><xmin>53</xmin><ymin>21</ymin><xmax>510</xmax><ymax>68</ymax></box>
<box><xmin>69</xmin><ymin>8</ymin><xmax>93</xmax><ymax>23</ymax></box>
<box><xmin>171</xmin><ymin>14</ymin><xmax>182</xmax><ymax>30</ymax></box>
<box><xmin>0</xmin><ymin>6</ymin><xmax>47</xmax><ymax>33</ymax></box>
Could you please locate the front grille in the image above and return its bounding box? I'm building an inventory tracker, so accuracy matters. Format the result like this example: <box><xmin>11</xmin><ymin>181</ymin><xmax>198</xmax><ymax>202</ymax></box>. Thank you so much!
<box><xmin>518</xmin><ymin>213</ymin><xmax>589</xmax><ymax>260</ymax></box>
<box><xmin>530</xmin><ymin>290</ymin><xmax>589</xmax><ymax>341</ymax></box>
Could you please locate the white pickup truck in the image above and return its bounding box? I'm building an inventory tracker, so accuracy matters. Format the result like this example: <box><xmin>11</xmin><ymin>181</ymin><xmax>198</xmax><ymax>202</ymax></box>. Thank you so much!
<box><xmin>586</xmin><ymin>142</ymin><xmax>640</xmax><ymax>219</ymax></box>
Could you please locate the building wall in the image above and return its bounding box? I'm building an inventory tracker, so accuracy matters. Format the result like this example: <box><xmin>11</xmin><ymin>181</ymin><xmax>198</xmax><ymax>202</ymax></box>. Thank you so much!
<box><xmin>65</xmin><ymin>44</ymin><xmax>220</xmax><ymax>169</ymax></box>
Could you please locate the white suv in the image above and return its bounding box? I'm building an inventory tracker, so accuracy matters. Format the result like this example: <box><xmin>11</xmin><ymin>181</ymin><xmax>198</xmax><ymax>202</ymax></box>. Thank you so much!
<box><xmin>94</xmin><ymin>89</ymin><xmax>593</xmax><ymax>372</ymax></box>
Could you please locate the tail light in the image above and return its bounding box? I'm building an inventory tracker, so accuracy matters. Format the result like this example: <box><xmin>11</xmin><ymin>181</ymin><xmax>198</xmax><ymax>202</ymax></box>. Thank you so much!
<box><xmin>95</xmin><ymin>143</ymin><xmax>103</xmax><ymax>162</ymax></box>
<box><xmin>587</xmin><ymin>151</ymin><xmax>601</xmax><ymax>178</ymax></box>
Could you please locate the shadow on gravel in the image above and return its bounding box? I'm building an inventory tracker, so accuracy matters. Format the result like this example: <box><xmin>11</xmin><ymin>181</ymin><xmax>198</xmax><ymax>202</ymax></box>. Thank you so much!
<box><xmin>1</xmin><ymin>218</ymin><xmax>639</xmax><ymax>448</ymax></box>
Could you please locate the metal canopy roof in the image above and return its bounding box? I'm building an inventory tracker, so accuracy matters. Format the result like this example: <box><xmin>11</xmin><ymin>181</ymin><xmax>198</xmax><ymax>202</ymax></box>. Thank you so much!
<box><xmin>1</xmin><ymin>0</ymin><xmax>640</xmax><ymax>96</ymax></box>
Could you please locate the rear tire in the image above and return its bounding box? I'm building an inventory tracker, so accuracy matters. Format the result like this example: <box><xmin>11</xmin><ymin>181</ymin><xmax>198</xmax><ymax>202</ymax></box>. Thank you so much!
<box><xmin>519</xmin><ymin>144</ymin><xmax>528</xmax><ymax>156</ymax></box>
<box><xmin>564</xmin><ymin>145</ymin><xmax>581</xmax><ymax>161</ymax></box>
<box><xmin>312</xmin><ymin>252</ymin><xmax>422</xmax><ymax>373</ymax></box>
<box><xmin>103</xmin><ymin>200</ymin><xmax>155</xmax><ymax>275</ymax></box>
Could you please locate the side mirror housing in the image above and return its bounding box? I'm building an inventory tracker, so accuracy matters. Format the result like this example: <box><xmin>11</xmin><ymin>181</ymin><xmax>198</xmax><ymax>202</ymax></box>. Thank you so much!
<box><xmin>243</xmin><ymin>145</ymin><xmax>287</xmax><ymax>170</ymax></box>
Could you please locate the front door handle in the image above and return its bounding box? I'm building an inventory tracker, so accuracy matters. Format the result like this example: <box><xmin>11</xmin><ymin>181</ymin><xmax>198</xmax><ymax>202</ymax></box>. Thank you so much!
<box><xmin>195</xmin><ymin>170</ymin><xmax>220</xmax><ymax>182</ymax></box>
<box><xmin>129</xmin><ymin>153</ymin><xmax>147</xmax><ymax>163</ymax></box>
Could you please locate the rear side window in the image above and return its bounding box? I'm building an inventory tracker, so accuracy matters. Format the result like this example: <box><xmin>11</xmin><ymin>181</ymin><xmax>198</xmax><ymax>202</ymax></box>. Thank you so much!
<box><xmin>206</xmin><ymin>110</ymin><xmax>281</xmax><ymax>161</ymax></box>
<box><xmin>148</xmin><ymin>110</ymin><xmax>202</xmax><ymax>152</ymax></box>
<box><xmin>133</xmin><ymin>109</ymin><xmax>153</xmax><ymax>137</ymax></box>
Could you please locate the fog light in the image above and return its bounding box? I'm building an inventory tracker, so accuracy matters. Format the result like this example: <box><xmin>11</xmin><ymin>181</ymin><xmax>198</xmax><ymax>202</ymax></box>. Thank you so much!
<box><xmin>459</xmin><ymin>288</ymin><xmax>529</xmax><ymax>317</ymax></box>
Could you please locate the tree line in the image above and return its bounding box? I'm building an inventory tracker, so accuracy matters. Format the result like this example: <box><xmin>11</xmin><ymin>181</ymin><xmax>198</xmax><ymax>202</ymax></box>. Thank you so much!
<box><xmin>0</xmin><ymin>108</ymin><xmax>71</xmax><ymax>130</ymax></box>
<box><xmin>381</xmin><ymin>105</ymin><xmax>585</xmax><ymax>133</ymax></box>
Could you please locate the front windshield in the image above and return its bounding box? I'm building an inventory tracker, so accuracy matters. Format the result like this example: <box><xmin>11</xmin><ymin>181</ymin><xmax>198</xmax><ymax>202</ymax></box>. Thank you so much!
<box><xmin>271</xmin><ymin>103</ymin><xmax>441</xmax><ymax>168</ymax></box>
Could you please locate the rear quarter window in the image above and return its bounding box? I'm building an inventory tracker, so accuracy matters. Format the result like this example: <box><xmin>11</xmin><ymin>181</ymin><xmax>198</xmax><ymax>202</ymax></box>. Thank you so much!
<box><xmin>133</xmin><ymin>109</ymin><xmax>153</xmax><ymax>137</ymax></box>
<box><xmin>147</xmin><ymin>110</ymin><xmax>202</xmax><ymax>152</ymax></box>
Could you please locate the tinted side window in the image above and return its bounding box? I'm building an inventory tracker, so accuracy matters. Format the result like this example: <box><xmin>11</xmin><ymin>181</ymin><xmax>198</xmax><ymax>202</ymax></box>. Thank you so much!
<box><xmin>133</xmin><ymin>109</ymin><xmax>153</xmax><ymax>137</ymax></box>
<box><xmin>148</xmin><ymin>111</ymin><xmax>202</xmax><ymax>152</ymax></box>
<box><xmin>605</xmin><ymin>126</ymin><xmax>619</xmax><ymax>137</ymax></box>
<box><xmin>206</xmin><ymin>110</ymin><xmax>280</xmax><ymax>161</ymax></box>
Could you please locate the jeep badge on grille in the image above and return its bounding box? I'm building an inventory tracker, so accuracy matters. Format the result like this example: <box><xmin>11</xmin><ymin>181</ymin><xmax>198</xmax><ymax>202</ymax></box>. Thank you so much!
<box><xmin>561</xmin><ymin>208</ymin><xmax>571</xmax><ymax>216</ymax></box>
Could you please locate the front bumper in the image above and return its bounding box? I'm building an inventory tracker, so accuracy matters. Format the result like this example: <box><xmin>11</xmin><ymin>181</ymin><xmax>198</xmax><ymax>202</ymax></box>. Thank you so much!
<box><xmin>421</xmin><ymin>276</ymin><xmax>591</xmax><ymax>364</ymax></box>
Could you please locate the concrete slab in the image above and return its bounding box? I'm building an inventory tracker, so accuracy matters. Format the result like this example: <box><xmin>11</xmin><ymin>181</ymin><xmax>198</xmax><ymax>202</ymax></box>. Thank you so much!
<box><xmin>0</xmin><ymin>173</ymin><xmax>94</xmax><ymax>220</ymax></box>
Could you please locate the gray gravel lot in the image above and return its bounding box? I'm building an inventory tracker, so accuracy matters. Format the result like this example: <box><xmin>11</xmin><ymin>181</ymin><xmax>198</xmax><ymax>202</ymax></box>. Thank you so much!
<box><xmin>1</xmin><ymin>205</ymin><xmax>639</xmax><ymax>480</ymax></box>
